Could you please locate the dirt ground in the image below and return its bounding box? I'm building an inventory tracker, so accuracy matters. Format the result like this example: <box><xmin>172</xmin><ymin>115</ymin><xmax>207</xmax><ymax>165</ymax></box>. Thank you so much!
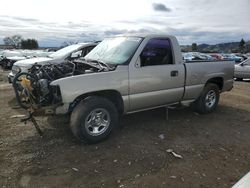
<box><xmin>0</xmin><ymin>69</ymin><xmax>250</xmax><ymax>188</ymax></box>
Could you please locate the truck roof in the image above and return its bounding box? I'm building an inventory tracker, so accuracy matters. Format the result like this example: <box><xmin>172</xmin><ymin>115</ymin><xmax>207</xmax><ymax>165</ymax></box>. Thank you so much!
<box><xmin>117</xmin><ymin>33</ymin><xmax>176</xmax><ymax>39</ymax></box>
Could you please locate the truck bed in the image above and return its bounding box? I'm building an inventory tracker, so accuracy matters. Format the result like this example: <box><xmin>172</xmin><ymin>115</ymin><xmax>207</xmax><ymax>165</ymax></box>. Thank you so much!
<box><xmin>183</xmin><ymin>60</ymin><xmax>234</xmax><ymax>100</ymax></box>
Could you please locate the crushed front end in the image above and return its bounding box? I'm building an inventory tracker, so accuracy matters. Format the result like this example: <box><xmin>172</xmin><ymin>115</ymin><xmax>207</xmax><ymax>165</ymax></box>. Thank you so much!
<box><xmin>12</xmin><ymin>59</ymin><xmax>116</xmax><ymax>115</ymax></box>
<box><xmin>12</xmin><ymin>62</ymin><xmax>74</xmax><ymax>115</ymax></box>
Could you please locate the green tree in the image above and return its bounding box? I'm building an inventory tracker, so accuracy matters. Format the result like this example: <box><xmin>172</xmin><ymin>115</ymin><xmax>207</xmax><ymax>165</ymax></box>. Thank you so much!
<box><xmin>21</xmin><ymin>39</ymin><xmax>39</xmax><ymax>49</ymax></box>
<box><xmin>191</xmin><ymin>43</ymin><xmax>198</xmax><ymax>51</ymax></box>
<box><xmin>239</xmin><ymin>38</ymin><xmax>245</xmax><ymax>53</ymax></box>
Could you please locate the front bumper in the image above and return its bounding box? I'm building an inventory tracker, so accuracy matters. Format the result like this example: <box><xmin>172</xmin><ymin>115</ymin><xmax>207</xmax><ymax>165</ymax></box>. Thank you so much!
<box><xmin>33</xmin><ymin>105</ymin><xmax>61</xmax><ymax>116</ymax></box>
<box><xmin>26</xmin><ymin>103</ymin><xmax>67</xmax><ymax>116</ymax></box>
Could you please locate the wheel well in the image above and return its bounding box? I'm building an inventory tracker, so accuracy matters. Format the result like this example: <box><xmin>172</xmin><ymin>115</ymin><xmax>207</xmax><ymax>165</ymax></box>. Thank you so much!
<box><xmin>206</xmin><ymin>77</ymin><xmax>224</xmax><ymax>90</ymax></box>
<box><xmin>72</xmin><ymin>90</ymin><xmax>124</xmax><ymax>115</ymax></box>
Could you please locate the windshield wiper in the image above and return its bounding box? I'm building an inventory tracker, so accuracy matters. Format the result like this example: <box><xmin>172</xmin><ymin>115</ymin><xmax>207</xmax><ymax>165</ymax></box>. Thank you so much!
<box><xmin>84</xmin><ymin>58</ymin><xmax>116</xmax><ymax>71</ymax></box>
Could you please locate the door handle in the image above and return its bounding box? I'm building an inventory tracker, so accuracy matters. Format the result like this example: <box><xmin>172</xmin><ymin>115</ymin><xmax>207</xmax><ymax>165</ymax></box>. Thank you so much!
<box><xmin>171</xmin><ymin>70</ymin><xmax>178</xmax><ymax>77</ymax></box>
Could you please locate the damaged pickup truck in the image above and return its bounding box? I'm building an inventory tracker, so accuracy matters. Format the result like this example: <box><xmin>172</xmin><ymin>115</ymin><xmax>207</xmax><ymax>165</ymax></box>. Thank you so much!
<box><xmin>13</xmin><ymin>34</ymin><xmax>234</xmax><ymax>143</ymax></box>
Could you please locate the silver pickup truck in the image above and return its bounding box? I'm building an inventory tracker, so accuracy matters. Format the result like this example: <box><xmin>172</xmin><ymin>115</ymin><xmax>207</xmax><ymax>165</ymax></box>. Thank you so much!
<box><xmin>13</xmin><ymin>34</ymin><xmax>234</xmax><ymax>143</ymax></box>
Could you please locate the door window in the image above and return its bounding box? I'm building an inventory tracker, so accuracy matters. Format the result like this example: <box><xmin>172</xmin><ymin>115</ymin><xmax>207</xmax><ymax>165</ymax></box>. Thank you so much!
<box><xmin>140</xmin><ymin>38</ymin><xmax>173</xmax><ymax>66</ymax></box>
<box><xmin>70</xmin><ymin>46</ymin><xmax>95</xmax><ymax>59</ymax></box>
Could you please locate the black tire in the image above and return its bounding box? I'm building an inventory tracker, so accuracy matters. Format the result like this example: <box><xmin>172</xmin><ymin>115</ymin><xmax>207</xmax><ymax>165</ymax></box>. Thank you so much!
<box><xmin>192</xmin><ymin>83</ymin><xmax>220</xmax><ymax>114</ymax></box>
<box><xmin>70</xmin><ymin>96</ymin><xmax>119</xmax><ymax>144</ymax></box>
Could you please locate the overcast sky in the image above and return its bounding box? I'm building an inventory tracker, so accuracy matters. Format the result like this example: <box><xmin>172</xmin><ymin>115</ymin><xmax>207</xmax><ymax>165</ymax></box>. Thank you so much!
<box><xmin>0</xmin><ymin>0</ymin><xmax>249</xmax><ymax>47</ymax></box>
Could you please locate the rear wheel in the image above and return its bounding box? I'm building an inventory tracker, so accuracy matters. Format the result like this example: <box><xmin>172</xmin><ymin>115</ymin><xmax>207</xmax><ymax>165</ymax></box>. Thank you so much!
<box><xmin>192</xmin><ymin>83</ymin><xmax>220</xmax><ymax>114</ymax></box>
<box><xmin>70</xmin><ymin>96</ymin><xmax>119</xmax><ymax>144</ymax></box>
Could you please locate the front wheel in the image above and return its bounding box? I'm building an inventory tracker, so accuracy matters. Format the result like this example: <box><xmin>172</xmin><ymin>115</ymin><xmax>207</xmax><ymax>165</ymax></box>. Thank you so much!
<box><xmin>192</xmin><ymin>83</ymin><xmax>220</xmax><ymax>114</ymax></box>
<box><xmin>70</xmin><ymin>96</ymin><xmax>119</xmax><ymax>144</ymax></box>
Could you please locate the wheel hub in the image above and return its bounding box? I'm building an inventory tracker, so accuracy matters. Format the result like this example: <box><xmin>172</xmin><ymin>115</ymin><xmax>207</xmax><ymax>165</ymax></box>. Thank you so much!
<box><xmin>205</xmin><ymin>90</ymin><xmax>216</xmax><ymax>108</ymax></box>
<box><xmin>85</xmin><ymin>108</ymin><xmax>110</xmax><ymax>136</ymax></box>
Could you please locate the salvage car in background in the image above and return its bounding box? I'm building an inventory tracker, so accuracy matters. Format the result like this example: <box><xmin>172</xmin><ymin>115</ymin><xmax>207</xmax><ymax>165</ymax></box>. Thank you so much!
<box><xmin>234</xmin><ymin>58</ymin><xmax>250</xmax><ymax>80</ymax></box>
<box><xmin>235</xmin><ymin>53</ymin><xmax>248</xmax><ymax>61</ymax></box>
<box><xmin>8</xmin><ymin>43</ymin><xmax>97</xmax><ymax>83</ymax></box>
<box><xmin>191</xmin><ymin>52</ymin><xmax>207</xmax><ymax>60</ymax></box>
<box><xmin>199</xmin><ymin>53</ymin><xmax>215</xmax><ymax>61</ymax></box>
<box><xmin>183</xmin><ymin>52</ymin><xmax>205</xmax><ymax>61</ymax></box>
<box><xmin>183</xmin><ymin>52</ymin><xmax>215</xmax><ymax>61</ymax></box>
<box><xmin>13</xmin><ymin>34</ymin><xmax>234</xmax><ymax>143</ymax></box>
<box><xmin>222</xmin><ymin>54</ymin><xmax>243</xmax><ymax>63</ymax></box>
<box><xmin>182</xmin><ymin>52</ymin><xmax>194</xmax><ymax>61</ymax></box>
<box><xmin>0</xmin><ymin>50</ymin><xmax>26</xmax><ymax>69</ymax></box>
<box><xmin>210</xmin><ymin>54</ymin><xmax>224</xmax><ymax>60</ymax></box>
<box><xmin>0</xmin><ymin>50</ymin><xmax>54</xmax><ymax>70</ymax></box>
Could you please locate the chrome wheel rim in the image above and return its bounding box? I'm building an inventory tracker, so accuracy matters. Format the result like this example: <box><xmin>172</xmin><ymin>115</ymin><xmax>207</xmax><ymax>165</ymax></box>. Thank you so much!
<box><xmin>85</xmin><ymin>108</ymin><xmax>110</xmax><ymax>136</ymax></box>
<box><xmin>205</xmin><ymin>90</ymin><xmax>216</xmax><ymax>108</ymax></box>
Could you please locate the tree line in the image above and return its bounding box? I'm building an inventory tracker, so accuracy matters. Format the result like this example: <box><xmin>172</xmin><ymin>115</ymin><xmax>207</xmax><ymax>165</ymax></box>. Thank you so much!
<box><xmin>3</xmin><ymin>35</ymin><xmax>249</xmax><ymax>53</ymax></box>
<box><xmin>3</xmin><ymin>35</ymin><xmax>39</xmax><ymax>49</ymax></box>
<box><xmin>190</xmin><ymin>38</ymin><xmax>248</xmax><ymax>53</ymax></box>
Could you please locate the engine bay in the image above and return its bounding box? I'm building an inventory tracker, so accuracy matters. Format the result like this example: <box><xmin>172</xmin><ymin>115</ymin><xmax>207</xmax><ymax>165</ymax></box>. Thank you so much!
<box><xmin>12</xmin><ymin>58</ymin><xmax>117</xmax><ymax>110</ymax></box>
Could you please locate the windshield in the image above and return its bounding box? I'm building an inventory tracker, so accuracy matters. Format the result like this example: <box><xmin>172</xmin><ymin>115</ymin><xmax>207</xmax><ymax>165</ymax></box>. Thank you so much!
<box><xmin>49</xmin><ymin>44</ymin><xmax>82</xmax><ymax>59</ymax></box>
<box><xmin>84</xmin><ymin>37</ymin><xmax>142</xmax><ymax>65</ymax></box>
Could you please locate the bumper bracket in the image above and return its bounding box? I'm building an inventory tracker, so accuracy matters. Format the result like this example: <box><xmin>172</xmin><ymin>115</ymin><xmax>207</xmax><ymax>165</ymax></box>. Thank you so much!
<box><xmin>21</xmin><ymin>112</ymin><xmax>43</xmax><ymax>136</ymax></box>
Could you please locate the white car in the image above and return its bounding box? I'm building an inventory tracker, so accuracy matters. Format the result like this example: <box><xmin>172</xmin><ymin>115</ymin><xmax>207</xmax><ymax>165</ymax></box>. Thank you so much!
<box><xmin>8</xmin><ymin>43</ymin><xmax>97</xmax><ymax>83</ymax></box>
<box><xmin>233</xmin><ymin>172</ymin><xmax>250</xmax><ymax>188</ymax></box>
<box><xmin>182</xmin><ymin>52</ymin><xmax>194</xmax><ymax>61</ymax></box>
<box><xmin>0</xmin><ymin>50</ymin><xmax>26</xmax><ymax>69</ymax></box>
<box><xmin>234</xmin><ymin>58</ymin><xmax>250</xmax><ymax>80</ymax></box>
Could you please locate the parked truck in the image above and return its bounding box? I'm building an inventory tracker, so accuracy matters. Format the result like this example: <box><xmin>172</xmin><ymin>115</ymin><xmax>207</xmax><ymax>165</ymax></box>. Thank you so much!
<box><xmin>13</xmin><ymin>34</ymin><xmax>234</xmax><ymax>143</ymax></box>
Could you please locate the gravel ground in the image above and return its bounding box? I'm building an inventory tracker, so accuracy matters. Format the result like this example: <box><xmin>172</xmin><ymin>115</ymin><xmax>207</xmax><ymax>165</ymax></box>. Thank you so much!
<box><xmin>0</xmin><ymin>69</ymin><xmax>250</xmax><ymax>188</ymax></box>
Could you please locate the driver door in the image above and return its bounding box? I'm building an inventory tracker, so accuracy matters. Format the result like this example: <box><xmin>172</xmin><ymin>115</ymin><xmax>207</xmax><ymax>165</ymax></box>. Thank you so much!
<box><xmin>128</xmin><ymin>38</ymin><xmax>185</xmax><ymax>112</ymax></box>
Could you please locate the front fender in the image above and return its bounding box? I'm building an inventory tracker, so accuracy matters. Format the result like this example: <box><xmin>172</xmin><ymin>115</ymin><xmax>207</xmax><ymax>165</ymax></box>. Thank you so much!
<box><xmin>50</xmin><ymin>66</ymin><xmax>129</xmax><ymax>111</ymax></box>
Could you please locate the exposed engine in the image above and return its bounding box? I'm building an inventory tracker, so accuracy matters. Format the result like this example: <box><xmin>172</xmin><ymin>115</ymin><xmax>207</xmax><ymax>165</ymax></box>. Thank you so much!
<box><xmin>12</xmin><ymin>59</ymin><xmax>116</xmax><ymax>110</ymax></box>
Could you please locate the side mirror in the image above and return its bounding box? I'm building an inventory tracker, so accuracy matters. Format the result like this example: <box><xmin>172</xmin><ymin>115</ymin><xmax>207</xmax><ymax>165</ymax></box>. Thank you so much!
<box><xmin>240</xmin><ymin>63</ymin><xmax>244</xmax><ymax>66</ymax></box>
<box><xmin>135</xmin><ymin>57</ymin><xmax>141</xmax><ymax>68</ymax></box>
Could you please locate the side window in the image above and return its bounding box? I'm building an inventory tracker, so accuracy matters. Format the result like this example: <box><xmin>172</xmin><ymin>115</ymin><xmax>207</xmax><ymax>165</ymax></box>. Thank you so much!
<box><xmin>82</xmin><ymin>46</ymin><xmax>95</xmax><ymax>57</ymax></box>
<box><xmin>140</xmin><ymin>38</ymin><xmax>173</xmax><ymax>66</ymax></box>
